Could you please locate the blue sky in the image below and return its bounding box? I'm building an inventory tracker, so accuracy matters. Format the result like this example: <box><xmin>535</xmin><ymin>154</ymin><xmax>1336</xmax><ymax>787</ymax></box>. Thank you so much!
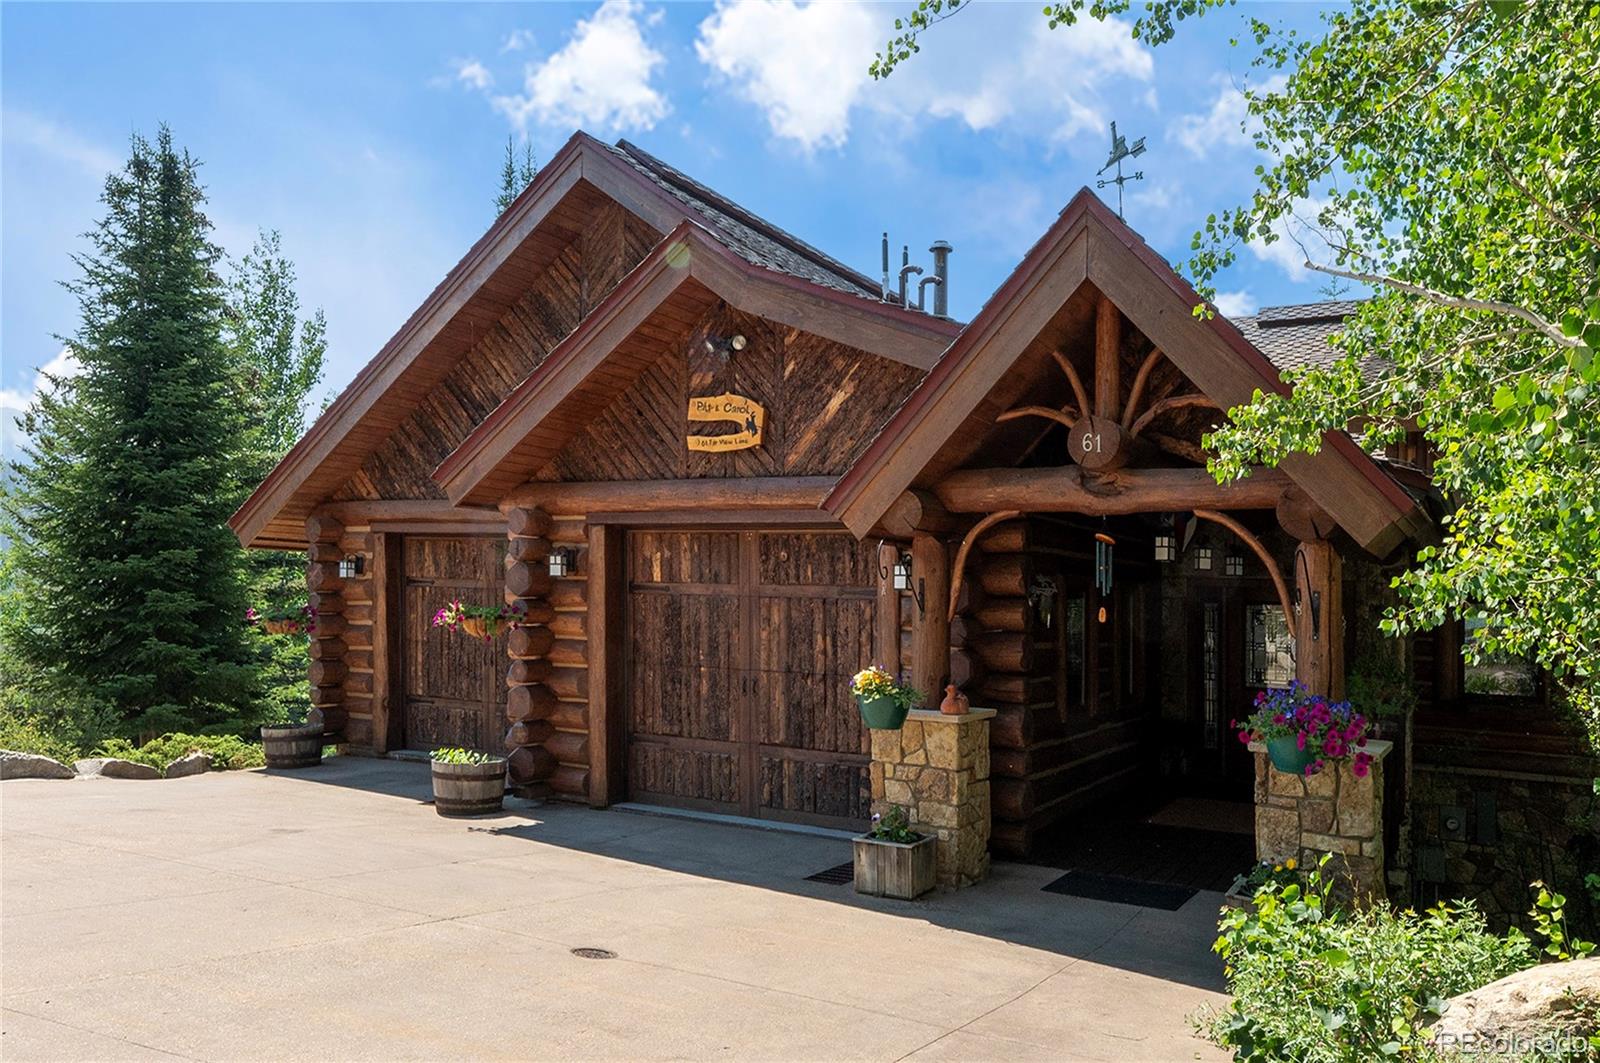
<box><xmin>2</xmin><ymin>1</ymin><xmax>1337</xmax><ymax>460</ymax></box>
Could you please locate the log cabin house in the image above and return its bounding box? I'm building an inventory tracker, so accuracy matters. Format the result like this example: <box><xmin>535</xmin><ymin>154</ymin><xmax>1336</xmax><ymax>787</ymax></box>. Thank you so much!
<box><xmin>233</xmin><ymin>132</ymin><xmax>1595</xmax><ymax>913</ymax></box>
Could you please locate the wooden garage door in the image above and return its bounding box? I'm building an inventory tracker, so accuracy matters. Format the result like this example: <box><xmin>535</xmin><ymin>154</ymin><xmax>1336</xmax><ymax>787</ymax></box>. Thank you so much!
<box><xmin>625</xmin><ymin>530</ymin><xmax>880</xmax><ymax>830</ymax></box>
<box><xmin>401</xmin><ymin>536</ymin><xmax>509</xmax><ymax>753</ymax></box>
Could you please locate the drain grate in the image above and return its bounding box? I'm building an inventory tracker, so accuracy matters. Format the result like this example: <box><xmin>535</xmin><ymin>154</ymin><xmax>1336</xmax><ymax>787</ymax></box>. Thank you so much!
<box><xmin>571</xmin><ymin>947</ymin><xmax>617</xmax><ymax>960</ymax></box>
<box><xmin>804</xmin><ymin>860</ymin><xmax>855</xmax><ymax>885</ymax></box>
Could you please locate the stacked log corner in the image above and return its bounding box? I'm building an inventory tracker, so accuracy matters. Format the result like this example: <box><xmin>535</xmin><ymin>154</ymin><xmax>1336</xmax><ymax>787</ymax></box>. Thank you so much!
<box><xmin>305</xmin><ymin>515</ymin><xmax>348</xmax><ymax>741</ymax></box>
<box><xmin>504</xmin><ymin>507</ymin><xmax>558</xmax><ymax>795</ymax></box>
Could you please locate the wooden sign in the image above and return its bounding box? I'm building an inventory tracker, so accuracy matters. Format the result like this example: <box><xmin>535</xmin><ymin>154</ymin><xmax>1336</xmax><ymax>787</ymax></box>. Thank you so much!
<box><xmin>687</xmin><ymin>393</ymin><xmax>765</xmax><ymax>452</ymax></box>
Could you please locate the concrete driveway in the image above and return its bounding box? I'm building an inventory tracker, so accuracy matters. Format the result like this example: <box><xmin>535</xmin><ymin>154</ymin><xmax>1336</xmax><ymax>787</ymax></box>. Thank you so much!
<box><xmin>2</xmin><ymin>757</ymin><xmax>1228</xmax><ymax>1062</ymax></box>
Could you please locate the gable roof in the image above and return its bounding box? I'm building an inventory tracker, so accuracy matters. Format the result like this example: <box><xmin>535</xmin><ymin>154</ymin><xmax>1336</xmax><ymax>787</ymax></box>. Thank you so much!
<box><xmin>433</xmin><ymin>219</ymin><xmax>962</xmax><ymax>507</ymax></box>
<box><xmin>824</xmin><ymin>189</ymin><xmax>1429</xmax><ymax>556</ymax></box>
<box><xmin>1236</xmin><ymin>299</ymin><xmax>1362</xmax><ymax>373</ymax></box>
<box><xmin>229</xmin><ymin>131</ymin><xmax>899</xmax><ymax>549</ymax></box>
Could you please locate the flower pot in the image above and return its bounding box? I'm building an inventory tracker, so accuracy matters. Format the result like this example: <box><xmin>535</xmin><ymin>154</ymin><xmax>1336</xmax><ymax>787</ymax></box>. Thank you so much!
<box><xmin>431</xmin><ymin>758</ymin><xmax>507</xmax><ymax>817</ymax></box>
<box><xmin>262</xmin><ymin>619</ymin><xmax>299</xmax><ymax>636</ymax></box>
<box><xmin>460</xmin><ymin>617</ymin><xmax>490</xmax><ymax>640</ymax></box>
<box><xmin>1265</xmin><ymin>734</ymin><xmax>1315</xmax><ymax>776</ymax></box>
<box><xmin>855</xmin><ymin>694</ymin><xmax>910</xmax><ymax>730</ymax></box>
<box><xmin>853</xmin><ymin>833</ymin><xmax>937</xmax><ymax>899</ymax></box>
<box><xmin>260</xmin><ymin>723</ymin><xmax>323</xmax><ymax>769</ymax></box>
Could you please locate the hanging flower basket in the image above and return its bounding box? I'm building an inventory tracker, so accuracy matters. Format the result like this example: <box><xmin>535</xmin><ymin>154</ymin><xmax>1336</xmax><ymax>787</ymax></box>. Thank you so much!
<box><xmin>1234</xmin><ymin>681</ymin><xmax>1374</xmax><ymax>778</ymax></box>
<box><xmin>433</xmin><ymin>599</ymin><xmax>524</xmax><ymax>643</ymax></box>
<box><xmin>248</xmin><ymin>604</ymin><xmax>316</xmax><ymax>637</ymax></box>
<box><xmin>848</xmin><ymin>666</ymin><xmax>923</xmax><ymax>731</ymax></box>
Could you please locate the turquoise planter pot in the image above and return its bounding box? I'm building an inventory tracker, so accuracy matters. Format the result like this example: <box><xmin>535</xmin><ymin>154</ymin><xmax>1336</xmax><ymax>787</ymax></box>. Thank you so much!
<box><xmin>857</xmin><ymin>694</ymin><xmax>910</xmax><ymax>731</ymax></box>
<box><xmin>1266</xmin><ymin>734</ymin><xmax>1315</xmax><ymax>776</ymax></box>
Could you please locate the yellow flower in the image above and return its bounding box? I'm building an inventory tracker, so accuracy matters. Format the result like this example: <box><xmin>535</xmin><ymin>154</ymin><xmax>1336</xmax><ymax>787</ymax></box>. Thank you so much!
<box><xmin>1274</xmin><ymin>864</ymin><xmax>1283</xmax><ymax>873</ymax></box>
<box><xmin>1285</xmin><ymin>858</ymin><xmax>1297</xmax><ymax>871</ymax></box>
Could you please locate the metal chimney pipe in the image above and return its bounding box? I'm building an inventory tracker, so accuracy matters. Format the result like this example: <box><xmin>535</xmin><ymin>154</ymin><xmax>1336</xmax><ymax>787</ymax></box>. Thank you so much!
<box><xmin>929</xmin><ymin>240</ymin><xmax>952</xmax><ymax>318</ymax></box>
<box><xmin>880</xmin><ymin>232</ymin><xmax>890</xmax><ymax>302</ymax></box>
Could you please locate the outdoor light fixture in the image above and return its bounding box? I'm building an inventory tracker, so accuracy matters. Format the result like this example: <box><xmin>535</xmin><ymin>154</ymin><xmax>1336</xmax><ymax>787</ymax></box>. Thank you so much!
<box><xmin>1225</xmin><ymin>552</ymin><xmax>1245</xmax><ymax>577</ymax></box>
<box><xmin>1193</xmin><ymin>545</ymin><xmax>1214</xmax><ymax>572</ymax></box>
<box><xmin>548</xmin><ymin>547</ymin><xmax>576</xmax><ymax>579</ymax></box>
<box><xmin>1154</xmin><ymin>533</ymin><xmax>1177</xmax><ymax>563</ymax></box>
<box><xmin>337</xmin><ymin>555</ymin><xmax>363</xmax><ymax>579</ymax></box>
<box><xmin>893</xmin><ymin>553</ymin><xmax>913</xmax><ymax>592</ymax></box>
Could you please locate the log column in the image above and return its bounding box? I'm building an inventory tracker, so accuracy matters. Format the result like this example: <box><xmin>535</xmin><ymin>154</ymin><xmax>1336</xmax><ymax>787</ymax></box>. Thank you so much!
<box><xmin>909</xmin><ymin>532</ymin><xmax>951</xmax><ymax>710</ymax></box>
<box><xmin>1294</xmin><ymin>539</ymin><xmax>1345</xmax><ymax>699</ymax></box>
<box><xmin>504</xmin><ymin>506</ymin><xmax>557</xmax><ymax>793</ymax></box>
<box><xmin>305</xmin><ymin>515</ymin><xmax>347</xmax><ymax>737</ymax></box>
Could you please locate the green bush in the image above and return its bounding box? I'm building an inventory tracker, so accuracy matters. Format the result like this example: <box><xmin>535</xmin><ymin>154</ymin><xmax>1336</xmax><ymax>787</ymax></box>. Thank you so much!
<box><xmin>0</xmin><ymin>708</ymin><xmax>83</xmax><ymax>763</ymax></box>
<box><xmin>1211</xmin><ymin>859</ymin><xmax>1533</xmax><ymax>1061</ymax></box>
<box><xmin>94</xmin><ymin>733</ymin><xmax>265</xmax><ymax>773</ymax></box>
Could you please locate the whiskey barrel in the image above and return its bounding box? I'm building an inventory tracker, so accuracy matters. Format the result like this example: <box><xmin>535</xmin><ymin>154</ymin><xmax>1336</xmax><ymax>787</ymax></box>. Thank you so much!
<box><xmin>431</xmin><ymin>759</ymin><xmax>507</xmax><ymax>817</ymax></box>
<box><xmin>260</xmin><ymin>723</ymin><xmax>323</xmax><ymax>769</ymax></box>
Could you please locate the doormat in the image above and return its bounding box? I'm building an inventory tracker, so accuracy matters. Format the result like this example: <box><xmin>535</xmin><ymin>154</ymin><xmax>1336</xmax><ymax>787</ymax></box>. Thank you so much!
<box><xmin>1042</xmin><ymin>870</ymin><xmax>1197</xmax><ymax>911</ymax></box>
<box><xmin>804</xmin><ymin>861</ymin><xmax>856</xmax><ymax>885</ymax></box>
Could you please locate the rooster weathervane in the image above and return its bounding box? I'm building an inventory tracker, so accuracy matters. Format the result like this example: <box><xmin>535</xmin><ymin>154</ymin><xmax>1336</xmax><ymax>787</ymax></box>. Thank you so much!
<box><xmin>1096</xmin><ymin>121</ymin><xmax>1147</xmax><ymax>220</ymax></box>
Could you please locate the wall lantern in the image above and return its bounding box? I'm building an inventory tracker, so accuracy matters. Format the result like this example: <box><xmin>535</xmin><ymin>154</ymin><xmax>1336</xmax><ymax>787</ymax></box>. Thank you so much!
<box><xmin>893</xmin><ymin>553</ymin><xmax>914</xmax><ymax>592</ymax></box>
<box><xmin>1224</xmin><ymin>552</ymin><xmax>1245</xmax><ymax>577</ymax></box>
<box><xmin>1154</xmin><ymin>533</ymin><xmax>1177</xmax><ymax>563</ymax></box>
<box><xmin>1193</xmin><ymin>545</ymin><xmax>1214</xmax><ymax>572</ymax></box>
<box><xmin>337</xmin><ymin>555</ymin><xmax>363</xmax><ymax>579</ymax></box>
<box><xmin>548</xmin><ymin>547</ymin><xmax>577</xmax><ymax>579</ymax></box>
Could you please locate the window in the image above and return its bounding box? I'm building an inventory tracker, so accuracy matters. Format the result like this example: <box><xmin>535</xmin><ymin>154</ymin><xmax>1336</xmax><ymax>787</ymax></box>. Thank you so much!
<box><xmin>1462</xmin><ymin>615</ymin><xmax>1539</xmax><ymax>697</ymax></box>
<box><xmin>1062</xmin><ymin>592</ymin><xmax>1087</xmax><ymax>711</ymax></box>
<box><xmin>1245</xmin><ymin>604</ymin><xmax>1295</xmax><ymax>688</ymax></box>
<box><xmin>1202</xmin><ymin>602</ymin><xmax>1221</xmax><ymax>749</ymax></box>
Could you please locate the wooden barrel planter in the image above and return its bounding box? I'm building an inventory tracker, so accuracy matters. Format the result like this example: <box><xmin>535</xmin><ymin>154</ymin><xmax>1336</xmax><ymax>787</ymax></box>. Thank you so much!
<box><xmin>260</xmin><ymin>723</ymin><xmax>324</xmax><ymax>769</ymax></box>
<box><xmin>431</xmin><ymin>758</ymin><xmax>507</xmax><ymax>817</ymax></box>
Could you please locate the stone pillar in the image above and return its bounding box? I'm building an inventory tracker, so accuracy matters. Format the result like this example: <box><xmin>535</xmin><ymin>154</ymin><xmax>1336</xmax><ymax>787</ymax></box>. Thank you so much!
<box><xmin>1252</xmin><ymin>739</ymin><xmax>1393</xmax><ymax>903</ymax></box>
<box><xmin>304</xmin><ymin>514</ymin><xmax>346</xmax><ymax>737</ymax></box>
<box><xmin>870</xmin><ymin>708</ymin><xmax>994</xmax><ymax>889</ymax></box>
<box><xmin>504</xmin><ymin>506</ymin><xmax>557</xmax><ymax>794</ymax></box>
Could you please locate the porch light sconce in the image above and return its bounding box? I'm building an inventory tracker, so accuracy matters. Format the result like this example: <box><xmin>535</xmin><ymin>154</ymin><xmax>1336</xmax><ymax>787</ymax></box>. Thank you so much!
<box><xmin>703</xmin><ymin>333</ymin><xmax>748</xmax><ymax>360</ymax></box>
<box><xmin>548</xmin><ymin>547</ymin><xmax>577</xmax><ymax>579</ymax></box>
<box><xmin>1192</xmin><ymin>545</ymin><xmax>1214</xmax><ymax>572</ymax></box>
<box><xmin>1154</xmin><ymin>533</ymin><xmax>1177</xmax><ymax>563</ymax></box>
<box><xmin>337</xmin><ymin>555</ymin><xmax>363</xmax><ymax>579</ymax></box>
<box><xmin>893</xmin><ymin>552</ymin><xmax>927</xmax><ymax>617</ymax></box>
<box><xmin>1224</xmin><ymin>552</ymin><xmax>1245</xmax><ymax>577</ymax></box>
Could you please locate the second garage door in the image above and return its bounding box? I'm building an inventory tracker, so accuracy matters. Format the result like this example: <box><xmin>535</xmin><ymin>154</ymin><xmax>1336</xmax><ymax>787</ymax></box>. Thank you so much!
<box><xmin>625</xmin><ymin>529</ymin><xmax>884</xmax><ymax>830</ymax></box>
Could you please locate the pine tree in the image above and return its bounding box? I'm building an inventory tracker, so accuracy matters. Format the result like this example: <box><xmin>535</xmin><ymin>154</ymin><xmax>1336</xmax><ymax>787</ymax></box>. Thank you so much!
<box><xmin>1</xmin><ymin>127</ymin><xmax>256</xmax><ymax>738</ymax></box>
<box><xmin>494</xmin><ymin>135</ymin><xmax>539</xmax><ymax>216</ymax></box>
<box><xmin>519</xmin><ymin>142</ymin><xmax>538</xmax><ymax>191</ymax></box>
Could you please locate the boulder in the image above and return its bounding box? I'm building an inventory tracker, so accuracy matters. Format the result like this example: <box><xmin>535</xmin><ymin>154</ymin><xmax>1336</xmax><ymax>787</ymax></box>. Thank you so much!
<box><xmin>0</xmin><ymin>750</ymin><xmax>76</xmax><ymax>780</ymax></box>
<box><xmin>164</xmin><ymin>751</ymin><xmax>211</xmax><ymax>778</ymax></box>
<box><xmin>1430</xmin><ymin>958</ymin><xmax>1600</xmax><ymax>1049</ymax></box>
<box><xmin>74</xmin><ymin>757</ymin><xmax>161</xmax><ymax>780</ymax></box>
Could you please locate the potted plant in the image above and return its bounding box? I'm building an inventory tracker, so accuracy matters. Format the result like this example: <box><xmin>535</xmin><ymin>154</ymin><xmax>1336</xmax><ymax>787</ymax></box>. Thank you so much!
<box><xmin>430</xmin><ymin>747</ymin><xmax>507</xmax><ymax>817</ymax></box>
<box><xmin>260</xmin><ymin>713</ymin><xmax>324</xmax><ymax>769</ymax></box>
<box><xmin>1234</xmin><ymin>681</ymin><xmax>1374</xmax><ymax>778</ymax></box>
<box><xmin>248</xmin><ymin>603</ymin><xmax>316</xmax><ymax>637</ymax></box>
<box><xmin>431</xmin><ymin>599</ymin><xmax>524</xmax><ymax>642</ymax></box>
<box><xmin>849</xmin><ymin>666</ymin><xmax>924</xmax><ymax>731</ymax></box>
<box><xmin>853</xmin><ymin>806</ymin><xmax>937</xmax><ymax>899</ymax></box>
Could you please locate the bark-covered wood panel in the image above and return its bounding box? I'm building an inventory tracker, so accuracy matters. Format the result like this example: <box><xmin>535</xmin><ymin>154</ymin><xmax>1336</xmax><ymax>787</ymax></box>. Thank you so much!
<box><xmin>623</xmin><ymin>530</ymin><xmax>878</xmax><ymax>829</ymax></box>
<box><xmin>540</xmin><ymin>304</ymin><xmax>923</xmax><ymax>483</ymax></box>
<box><xmin>400</xmin><ymin>536</ymin><xmax>509</xmax><ymax>752</ymax></box>
<box><xmin>334</xmin><ymin>202</ymin><xmax>660</xmax><ymax>502</ymax></box>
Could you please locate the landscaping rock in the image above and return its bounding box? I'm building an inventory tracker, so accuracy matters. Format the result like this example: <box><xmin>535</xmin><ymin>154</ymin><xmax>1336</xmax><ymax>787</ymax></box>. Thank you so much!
<box><xmin>0</xmin><ymin>750</ymin><xmax>76</xmax><ymax>780</ymax></box>
<box><xmin>164</xmin><ymin>752</ymin><xmax>211</xmax><ymax>778</ymax></box>
<box><xmin>1430</xmin><ymin>958</ymin><xmax>1600</xmax><ymax>1048</ymax></box>
<box><xmin>73</xmin><ymin>758</ymin><xmax>161</xmax><ymax>780</ymax></box>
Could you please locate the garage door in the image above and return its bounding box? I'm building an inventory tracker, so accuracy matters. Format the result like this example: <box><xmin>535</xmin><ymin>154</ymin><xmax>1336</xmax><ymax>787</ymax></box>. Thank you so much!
<box><xmin>401</xmin><ymin>536</ymin><xmax>509</xmax><ymax>753</ymax></box>
<box><xmin>625</xmin><ymin>530</ymin><xmax>881</xmax><ymax>830</ymax></box>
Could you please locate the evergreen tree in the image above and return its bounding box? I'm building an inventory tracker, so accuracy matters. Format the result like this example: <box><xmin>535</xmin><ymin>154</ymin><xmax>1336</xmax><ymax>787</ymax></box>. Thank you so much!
<box><xmin>494</xmin><ymin>134</ymin><xmax>539</xmax><ymax>216</ymax></box>
<box><xmin>1</xmin><ymin>127</ymin><xmax>256</xmax><ymax>738</ymax></box>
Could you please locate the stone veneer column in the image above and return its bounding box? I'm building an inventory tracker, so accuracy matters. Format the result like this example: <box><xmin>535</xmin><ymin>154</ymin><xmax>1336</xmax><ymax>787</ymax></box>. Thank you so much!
<box><xmin>1252</xmin><ymin>739</ymin><xmax>1394</xmax><ymax>903</ymax></box>
<box><xmin>504</xmin><ymin>506</ymin><xmax>557</xmax><ymax>794</ymax></box>
<box><xmin>870</xmin><ymin>708</ymin><xmax>994</xmax><ymax>889</ymax></box>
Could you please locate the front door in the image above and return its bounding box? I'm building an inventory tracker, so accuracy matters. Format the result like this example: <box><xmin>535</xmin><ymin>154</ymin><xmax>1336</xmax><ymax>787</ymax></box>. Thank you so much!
<box><xmin>401</xmin><ymin>536</ymin><xmax>508</xmax><ymax>753</ymax></box>
<box><xmin>1190</xmin><ymin>588</ymin><xmax>1295</xmax><ymax>796</ymax></box>
<box><xmin>624</xmin><ymin>529</ymin><xmax>880</xmax><ymax>830</ymax></box>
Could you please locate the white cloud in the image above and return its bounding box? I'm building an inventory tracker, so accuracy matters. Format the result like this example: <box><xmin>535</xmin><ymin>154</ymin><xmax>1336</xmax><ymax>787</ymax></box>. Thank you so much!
<box><xmin>492</xmin><ymin>0</ymin><xmax>668</xmax><ymax>134</ymax></box>
<box><xmin>1212</xmin><ymin>290</ymin><xmax>1258</xmax><ymax>318</ymax></box>
<box><xmin>501</xmin><ymin>29</ymin><xmax>537</xmax><ymax>54</ymax></box>
<box><xmin>693</xmin><ymin>2</ymin><xmax>1153</xmax><ymax>153</ymax></box>
<box><xmin>1247</xmin><ymin>196</ymin><xmax>1339</xmax><ymax>282</ymax></box>
<box><xmin>1</xmin><ymin>347</ymin><xmax>82</xmax><ymax>460</ymax></box>
<box><xmin>1170</xmin><ymin>75</ymin><xmax>1285</xmax><ymax>159</ymax></box>
<box><xmin>454</xmin><ymin>59</ymin><xmax>493</xmax><ymax>91</ymax></box>
<box><xmin>695</xmin><ymin>1</ymin><xmax>879</xmax><ymax>152</ymax></box>
<box><xmin>2</xmin><ymin>109</ymin><xmax>119</xmax><ymax>177</ymax></box>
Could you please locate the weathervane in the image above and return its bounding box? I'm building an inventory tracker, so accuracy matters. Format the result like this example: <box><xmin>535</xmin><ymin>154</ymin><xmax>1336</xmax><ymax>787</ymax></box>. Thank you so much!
<box><xmin>1096</xmin><ymin>121</ymin><xmax>1147</xmax><ymax>219</ymax></box>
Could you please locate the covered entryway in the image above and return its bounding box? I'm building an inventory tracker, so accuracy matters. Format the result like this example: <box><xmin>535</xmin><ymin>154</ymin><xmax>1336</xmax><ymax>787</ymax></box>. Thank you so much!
<box><xmin>624</xmin><ymin>529</ymin><xmax>881</xmax><ymax>830</ymax></box>
<box><xmin>400</xmin><ymin>536</ymin><xmax>509</xmax><ymax>752</ymax></box>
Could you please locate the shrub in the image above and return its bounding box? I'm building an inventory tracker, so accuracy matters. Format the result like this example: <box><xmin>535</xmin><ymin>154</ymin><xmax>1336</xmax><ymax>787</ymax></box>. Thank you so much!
<box><xmin>0</xmin><ymin>708</ymin><xmax>83</xmax><ymax>763</ymax></box>
<box><xmin>94</xmin><ymin>733</ymin><xmax>265</xmax><ymax>773</ymax></box>
<box><xmin>430</xmin><ymin>746</ymin><xmax>499</xmax><ymax>765</ymax></box>
<box><xmin>1211</xmin><ymin>858</ymin><xmax>1532</xmax><ymax>1061</ymax></box>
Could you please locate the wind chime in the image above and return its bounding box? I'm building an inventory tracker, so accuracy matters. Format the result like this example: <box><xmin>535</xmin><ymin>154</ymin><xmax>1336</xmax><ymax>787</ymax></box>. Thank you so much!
<box><xmin>1094</xmin><ymin>531</ymin><xmax>1116</xmax><ymax>596</ymax></box>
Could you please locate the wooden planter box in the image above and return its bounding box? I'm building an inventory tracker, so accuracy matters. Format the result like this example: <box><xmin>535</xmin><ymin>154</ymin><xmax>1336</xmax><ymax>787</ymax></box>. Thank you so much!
<box><xmin>1223</xmin><ymin>874</ymin><xmax>1254</xmax><ymax>911</ymax></box>
<box><xmin>853</xmin><ymin>833</ymin><xmax>937</xmax><ymax>899</ymax></box>
<box><xmin>260</xmin><ymin>723</ymin><xmax>323</xmax><ymax>769</ymax></box>
<box><xmin>431</xmin><ymin>759</ymin><xmax>507</xmax><ymax>817</ymax></box>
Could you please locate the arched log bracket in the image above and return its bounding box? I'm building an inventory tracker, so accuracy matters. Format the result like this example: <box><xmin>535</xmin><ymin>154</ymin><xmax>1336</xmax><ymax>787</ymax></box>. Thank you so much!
<box><xmin>948</xmin><ymin>511</ymin><xmax>1021</xmax><ymax>622</ymax></box>
<box><xmin>504</xmin><ymin>505</ymin><xmax>557</xmax><ymax>792</ymax></box>
<box><xmin>1192</xmin><ymin>508</ymin><xmax>1294</xmax><ymax>623</ymax></box>
<box><xmin>1121</xmin><ymin>347</ymin><xmax>1166</xmax><ymax>429</ymax></box>
<box><xmin>1128</xmin><ymin>393</ymin><xmax>1219</xmax><ymax>440</ymax></box>
<box><xmin>1052</xmin><ymin>350</ymin><xmax>1093</xmax><ymax>420</ymax></box>
<box><xmin>997</xmin><ymin>405</ymin><xmax>1077</xmax><ymax>432</ymax></box>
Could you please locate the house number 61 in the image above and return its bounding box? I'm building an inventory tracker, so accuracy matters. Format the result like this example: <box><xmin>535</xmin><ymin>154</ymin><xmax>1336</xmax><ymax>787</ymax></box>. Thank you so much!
<box><xmin>1081</xmin><ymin>429</ymin><xmax>1102</xmax><ymax>452</ymax></box>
